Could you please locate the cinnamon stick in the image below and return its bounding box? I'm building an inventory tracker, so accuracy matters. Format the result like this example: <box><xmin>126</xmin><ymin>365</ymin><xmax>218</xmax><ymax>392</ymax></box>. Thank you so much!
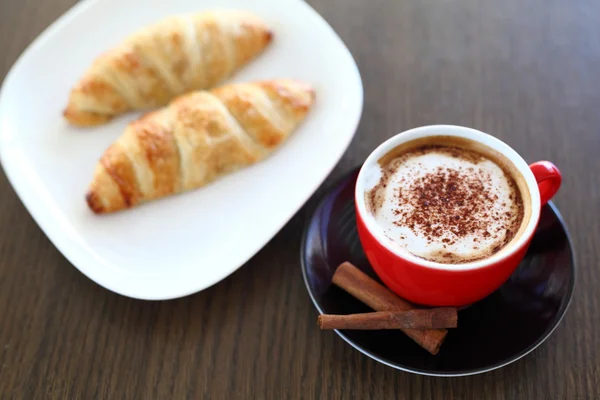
<box><xmin>331</xmin><ymin>262</ymin><xmax>448</xmax><ymax>355</ymax></box>
<box><xmin>318</xmin><ymin>308</ymin><xmax>458</xmax><ymax>330</ymax></box>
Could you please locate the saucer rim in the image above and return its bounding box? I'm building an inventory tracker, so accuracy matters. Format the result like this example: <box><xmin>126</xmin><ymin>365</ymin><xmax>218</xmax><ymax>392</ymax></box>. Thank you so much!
<box><xmin>300</xmin><ymin>167</ymin><xmax>576</xmax><ymax>377</ymax></box>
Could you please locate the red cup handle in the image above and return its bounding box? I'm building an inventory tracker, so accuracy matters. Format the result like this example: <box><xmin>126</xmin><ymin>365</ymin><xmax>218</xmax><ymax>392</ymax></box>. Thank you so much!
<box><xmin>529</xmin><ymin>161</ymin><xmax>562</xmax><ymax>205</ymax></box>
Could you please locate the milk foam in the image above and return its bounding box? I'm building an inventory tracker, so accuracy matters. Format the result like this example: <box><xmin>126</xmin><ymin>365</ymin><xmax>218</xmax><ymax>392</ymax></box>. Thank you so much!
<box><xmin>367</xmin><ymin>148</ymin><xmax>522</xmax><ymax>263</ymax></box>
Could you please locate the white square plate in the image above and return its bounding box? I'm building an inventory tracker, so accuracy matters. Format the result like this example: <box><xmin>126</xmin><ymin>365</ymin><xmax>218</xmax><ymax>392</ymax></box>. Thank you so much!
<box><xmin>0</xmin><ymin>0</ymin><xmax>363</xmax><ymax>299</ymax></box>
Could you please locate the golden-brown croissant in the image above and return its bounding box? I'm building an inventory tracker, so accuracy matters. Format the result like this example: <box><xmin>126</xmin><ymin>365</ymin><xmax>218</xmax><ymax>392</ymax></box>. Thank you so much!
<box><xmin>64</xmin><ymin>10</ymin><xmax>273</xmax><ymax>126</ymax></box>
<box><xmin>86</xmin><ymin>80</ymin><xmax>315</xmax><ymax>214</ymax></box>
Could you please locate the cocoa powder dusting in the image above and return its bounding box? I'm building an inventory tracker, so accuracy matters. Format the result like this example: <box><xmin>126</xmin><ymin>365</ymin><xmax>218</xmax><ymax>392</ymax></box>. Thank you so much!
<box><xmin>397</xmin><ymin>165</ymin><xmax>492</xmax><ymax>242</ymax></box>
<box><xmin>368</xmin><ymin>144</ymin><xmax>525</xmax><ymax>264</ymax></box>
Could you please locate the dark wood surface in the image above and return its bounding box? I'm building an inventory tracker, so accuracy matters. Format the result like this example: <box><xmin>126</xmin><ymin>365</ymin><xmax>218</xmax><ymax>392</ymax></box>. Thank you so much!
<box><xmin>0</xmin><ymin>0</ymin><xmax>598</xmax><ymax>398</ymax></box>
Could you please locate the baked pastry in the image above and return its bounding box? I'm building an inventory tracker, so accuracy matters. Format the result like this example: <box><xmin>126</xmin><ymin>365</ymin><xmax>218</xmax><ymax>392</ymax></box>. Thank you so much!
<box><xmin>64</xmin><ymin>10</ymin><xmax>273</xmax><ymax>126</ymax></box>
<box><xmin>86</xmin><ymin>79</ymin><xmax>315</xmax><ymax>214</ymax></box>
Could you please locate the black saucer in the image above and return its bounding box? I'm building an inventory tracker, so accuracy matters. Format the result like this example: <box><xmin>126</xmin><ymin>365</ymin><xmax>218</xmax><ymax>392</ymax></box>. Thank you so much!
<box><xmin>301</xmin><ymin>167</ymin><xmax>575</xmax><ymax>376</ymax></box>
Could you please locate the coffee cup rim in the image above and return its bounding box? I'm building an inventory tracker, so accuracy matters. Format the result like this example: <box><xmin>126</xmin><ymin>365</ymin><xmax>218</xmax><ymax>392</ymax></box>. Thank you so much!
<box><xmin>355</xmin><ymin>124</ymin><xmax>541</xmax><ymax>272</ymax></box>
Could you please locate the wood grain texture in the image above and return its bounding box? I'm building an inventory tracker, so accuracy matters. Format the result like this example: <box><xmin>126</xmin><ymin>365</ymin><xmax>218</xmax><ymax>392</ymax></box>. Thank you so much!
<box><xmin>0</xmin><ymin>0</ymin><xmax>599</xmax><ymax>398</ymax></box>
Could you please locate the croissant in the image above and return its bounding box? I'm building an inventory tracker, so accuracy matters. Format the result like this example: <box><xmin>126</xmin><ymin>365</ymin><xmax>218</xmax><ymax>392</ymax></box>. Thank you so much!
<box><xmin>86</xmin><ymin>80</ymin><xmax>315</xmax><ymax>214</ymax></box>
<box><xmin>64</xmin><ymin>10</ymin><xmax>273</xmax><ymax>126</ymax></box>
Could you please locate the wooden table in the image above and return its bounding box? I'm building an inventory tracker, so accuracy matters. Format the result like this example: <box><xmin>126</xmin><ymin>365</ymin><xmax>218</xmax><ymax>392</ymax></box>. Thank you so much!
<box><xmin>1</xmin><ymin>0</ymin><xmax>598</xmax><ymax>398</ymax></box>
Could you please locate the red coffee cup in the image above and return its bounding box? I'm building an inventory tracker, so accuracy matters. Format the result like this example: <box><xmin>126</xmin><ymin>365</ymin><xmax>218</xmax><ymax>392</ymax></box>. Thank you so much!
<box><xmin>354</xmin><ymin>125</ymin><xmax>562</xmax><ymax>307</ymax></box>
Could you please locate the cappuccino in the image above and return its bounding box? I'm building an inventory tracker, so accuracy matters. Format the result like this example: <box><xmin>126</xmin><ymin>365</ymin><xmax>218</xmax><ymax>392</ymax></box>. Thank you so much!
<box><xmin>364</xmin><ymin>136</ymin><xmax>527</xmax><ymax>264</ymax></box>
